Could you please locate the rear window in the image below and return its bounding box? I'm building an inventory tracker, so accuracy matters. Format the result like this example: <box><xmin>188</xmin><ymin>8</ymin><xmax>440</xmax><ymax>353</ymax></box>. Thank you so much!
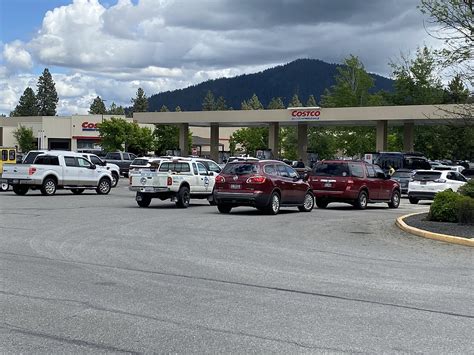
<box><xmin>131</xmin><ymin>159</ymin><xmax>149</xmax><ymax>166</ymax></box>
<box><xmin>392</xmin><ymin>171</ymin><xmax>413</xmax><ymax>178</ymax></box>
<box><xmin>1</xmin><ymin>150</ymin><xmax>7</xmax><ymax>161</ymax></box>
<box><xmin>222</xmin><ymin>163</ymin><xmax>258</xmax><ymax>175</ymax></box>
<box><xmin>34</xmin><ymin>155</ymin><xmax>60</xmax><ymax>166</ymax></box>
<box><xmin>413</xmin><ymin>171</ymin><xmax>441</xmax><ymax>181</ymax></box>
<box><xmin>23</xmin><ymin>152</ymin><xmax>43</xmax><ymax>164</ymax></box>
<box><xmin>159</xmin><ymin>162</ymin><xmax>191</xmax><ymax>173</ymax></box>
<box><xmin>313</xmin><ymin>163</ymin><xmax>349</xmax><ymax>177</ymax></box>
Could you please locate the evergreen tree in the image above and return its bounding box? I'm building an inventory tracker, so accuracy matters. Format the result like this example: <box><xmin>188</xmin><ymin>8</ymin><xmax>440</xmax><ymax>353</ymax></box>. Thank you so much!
<box><xmin>267</xmin><ymin>97</ymin><xmax>285</xmax><ymax>109</ymax></box>
<box><xmin>215</xmin><ymin>96</ymin><xmax>227</xmax><ymax>110</ymax></box>
<box><xmin>13</xmin><ymin>87</ymin><xmax>38</xmax><ymax>116</ymax></box>
<box><xmin>107</xmin><ymin>102</ymin><xmax>125</xmax><ymax>115</ymax></box>
<box><xmin>175</xmin><ymin>106</ymin><xmax>182</xmax><ymax>112</ymax></box>
<box><xmin>444</xmin><ymin>74</ymin><xmax>469</xmax><ymax>104</ymax></box>
<box><xmin>89</xmin><ymin>96</ymin><xmax>107</xmax><ymax>114</ymax></box>
<box><xmin>36</xmin><ymin>68</ymin><xmax>59</xmax><ymax>116</ymax></box>
<box><xmin>306</xmin><ymin>95</ymin><xmax>317</xmax><ymax>107</ymax></box>
<box><xmin>202</xmin><ymin>91</ymin><xmax>216</xmax><ymax>111</ymax></box>
<box><xmin>241</xmin><ymin>94</ymin><xmax>263</xmax><ymax>110</ymax></box>
<box><xmin>132</xmin><ymin>88</ymin><xmax>148</xmax><ymax>112</ymax></box>
<box><xmin>289</xmin><ymin>94</ymin><xmax>302</xmax><ymax>107</ymax></box>
<box><xmin>160</xmin><ymin>105</ymin><xmax>169</xmax><ymax>112</ymax></box>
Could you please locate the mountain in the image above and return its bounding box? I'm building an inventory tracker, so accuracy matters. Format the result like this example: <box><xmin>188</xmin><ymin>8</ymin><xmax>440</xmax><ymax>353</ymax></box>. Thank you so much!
<box><xmin>147</xmin><ymin>58</ymin><xmax>394</xmax><ymax>111</ymax></box>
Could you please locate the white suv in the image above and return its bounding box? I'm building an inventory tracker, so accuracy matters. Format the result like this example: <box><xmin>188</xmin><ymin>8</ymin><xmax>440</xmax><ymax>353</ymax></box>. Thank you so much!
<box><xmin>408</xmin><ymin>170</ymin><xmax>468</xmax><ymax>204</ymax></box>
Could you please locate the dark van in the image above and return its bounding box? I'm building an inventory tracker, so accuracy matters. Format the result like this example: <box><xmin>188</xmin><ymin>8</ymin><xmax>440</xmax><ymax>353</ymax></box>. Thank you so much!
<box><xmin>374</xmin><ymin>152</ymin><xmax>431</xmax><ymax>172</ymax></box>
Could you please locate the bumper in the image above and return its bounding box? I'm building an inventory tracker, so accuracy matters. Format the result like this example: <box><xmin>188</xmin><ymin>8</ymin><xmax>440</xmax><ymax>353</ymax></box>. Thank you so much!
<box><xmin>129</xmin><ymin>186</ymin><xmax>170</xmax><ymax>193</ymax></box>
<box><xmin>1</xmin><ymin>178</ymin><xmax>37</xmax><ymax>185</ymax></box>
<box><xmin>313</xmin><ymin>189</ymin><xmax>358</xmax><ymax>200</ymax></box>
<box><xmin>214</xmin><ymin>190</ymin><xmax>271</xmax><ymax>207</ymax></box>
<box><xmin>408</xmin><ymin>191</ymin><xmax>436</xmax><ymax>200</ymax></box>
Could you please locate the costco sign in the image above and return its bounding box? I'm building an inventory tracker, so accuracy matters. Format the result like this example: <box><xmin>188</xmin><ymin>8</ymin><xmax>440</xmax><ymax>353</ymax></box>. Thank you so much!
<box><xmin>289</xmin><ymin>109</ymin><xmax>321</xmax><ymax>121</ymax></box>
<box><xmin>81</xmin><ymin>122</ymin><xmax>100</xmax><ymax>131</ymax></box>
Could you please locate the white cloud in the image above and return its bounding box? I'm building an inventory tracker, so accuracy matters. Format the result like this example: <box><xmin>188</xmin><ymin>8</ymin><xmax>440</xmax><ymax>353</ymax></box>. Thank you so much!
<box><xmin>0</xmin><ymin>0</ymin><xmax>439</xmax><ymax>115</ymax></box>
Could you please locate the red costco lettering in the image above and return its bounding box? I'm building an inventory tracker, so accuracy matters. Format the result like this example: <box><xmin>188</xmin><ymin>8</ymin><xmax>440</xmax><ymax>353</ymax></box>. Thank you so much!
<box><xmin>291</xmin><ymin>110</ymin><xmax>321</xmax><ymax>118</ymax></box>
<box><xmin>81</xmin><ymin>122</ymin><xmax>99</xmax><ymax>129</ymax></box>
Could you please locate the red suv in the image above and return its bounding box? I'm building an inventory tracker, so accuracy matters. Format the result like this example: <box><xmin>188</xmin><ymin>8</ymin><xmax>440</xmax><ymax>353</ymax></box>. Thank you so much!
<box><xmin>308</xmin><ymin>160</ymin><xmax>401</xmax><ymax>209</ymax></box>
<box><xmin>213</xmin><ymin>160</ymin><xmax>314</xmax><ymax>214</ymax></box>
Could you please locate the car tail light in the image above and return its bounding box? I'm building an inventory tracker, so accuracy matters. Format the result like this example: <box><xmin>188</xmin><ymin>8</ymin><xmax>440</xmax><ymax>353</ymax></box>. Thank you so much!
<box><xmin>434</xmin><ymin>178</ymin><xmax>446</xmax><ymax>183</ymax></box>
<box><xmin>167</xmin><ymin>176</ymin><xmax>172</xmax><ymax>186</ymax></box>
<box><xmin>129</xmin><ymin>176</ymin><xmax>132</xmax><ymax>185</ymax></box>
<box><xmin>215</xmin><ymin>175</ymin><xmax>225</xmax><ymax>183</ymax></box>
<box><xmin>246</xmin><ymin>176</ymin><xmax>266</xmax><ymax>184</ymax></box>
<box><xmin>28</xmin><ymin>167</ymin><xmax>36</xmax><ymax>175</ymax></box>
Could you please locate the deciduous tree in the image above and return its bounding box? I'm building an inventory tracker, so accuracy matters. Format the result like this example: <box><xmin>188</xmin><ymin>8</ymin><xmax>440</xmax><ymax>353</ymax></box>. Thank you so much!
<box><xmin>13</xmin><ymin>125</ymin><xmax>35</xmax><ymax>152</ymax></box>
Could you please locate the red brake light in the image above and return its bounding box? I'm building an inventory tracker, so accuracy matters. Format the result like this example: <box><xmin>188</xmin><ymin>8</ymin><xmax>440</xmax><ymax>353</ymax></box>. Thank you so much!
<box><xmin>167</xmin><ymin>176</ymin><xmax>172</xmax><ymax>186</ymax></box>
<box><xmin>28</xmin><ymin>167</ymin><xmax>36</xmax><ymax>175</ymax></box>
<box><xmin>215</xmin><ymin>175</ymin><xmax>225</xmax><ymax>183</ymax></box>
<box><xmin>246</xmin><ymin>176</ymin><xmax>266</xmax><ymax>184</ymax></box>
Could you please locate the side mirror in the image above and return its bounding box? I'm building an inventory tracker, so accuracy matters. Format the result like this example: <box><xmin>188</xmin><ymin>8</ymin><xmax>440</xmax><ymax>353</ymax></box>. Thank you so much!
<box><xmin>303</xmin><ymin>173</ymin><xmax>310</xmax><ymax>182</ymax></box>
<box><xmin>90</xmin><ymin>164</ymin><xmax>96</xmax><ymax>170</ymax></box>
<box><xmin>376</xmin><ymin>172</ymin><xmax>386</xmax><ymax>179</ymax></box>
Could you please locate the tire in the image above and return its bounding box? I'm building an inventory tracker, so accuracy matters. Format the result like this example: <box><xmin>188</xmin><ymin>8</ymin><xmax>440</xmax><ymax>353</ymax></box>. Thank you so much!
<box><xmin>316</xmin><ymin>197</ymin><xmax>329</xmax><ymax>209</ymax></box>
<box><xmin>298</xmin><ymin>192</ymin><xmax>315</xmax><ymax>212</ymax></box>
<box><xmin>217</xmin><ymin>204</ymin><xmax>232</xmax><ymax>213</ymax></box>
<box><xmin>96</xmin><ymin>178</ymin><xmax>111</xmax><ymax>195</ymax></box>
<box><xmin>71</xmin><ymin>188</ymin><xmax>85</xmax><ymax>195</ymax></box>
<box><xmin>1</xmin><ymin>182</ymin><xmax>9</xmax><ymax>191</ymax></box>
<box><xmin>265</xmin><ymin>192</ymin><xmax>280</xmax><ymax>215</ymax></box>
<box><xmin>209</xmin><ymin>200</ymin><xmax>217</xmax><ymax>206</ymax></box>
<box><xmin>409</xmin><ymin>196</ymin><xmax>419</xmax><ymax>204</ymax></box>
<box><xmin>388</xmin><ymin>190</ymin><xmax>401</xmax><ymax>208</ymax></box>
<box><xmin>136</xmin><ymin>193</ymin><xmax>151</xmax><ymax>208</ymax></box>
<box><xmin>354</xmin><ymin>190</ymin><xmax>368</xmax><ymax>210</ymax></box>
<box><xmin>40</xmin><ymin>178</ymin><xmax>57</xmax><ymax>196</ymax></box>
<box><xmin>12</xmin><ymin>185</ymin><xmax>29</xmax><ymax>195</ymax></box>
<box><xmin>176</xmin><ymin>186</ymin><xmax>190</xmax><ymax>208</ymax></box>
<box><xmin>111</xmin><ymin>172</ymin><xmax>119</xmax><ymax>187</ymax></box>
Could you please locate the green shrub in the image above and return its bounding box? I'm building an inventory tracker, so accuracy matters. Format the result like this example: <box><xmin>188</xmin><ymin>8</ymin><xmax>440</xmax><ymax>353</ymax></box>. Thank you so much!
<box><xmin>458</xmin><ymin>179</ymin><xmax>474</xmax><ymax>198</ymax></box>
<box><xmin>428</xmin><ymin>190</ymin><xmax>460</xmax><ymax>223</ymax></box>
<box><xmin>456</xmin><ymin>196</ymin><xmax>474</xmax><ymax>224</ymax></box>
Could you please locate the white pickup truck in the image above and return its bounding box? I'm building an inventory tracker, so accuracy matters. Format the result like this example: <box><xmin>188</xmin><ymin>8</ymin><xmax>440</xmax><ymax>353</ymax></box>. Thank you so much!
<box><xmin>1</xmin><ymin>151</ymin><xmax>113</xmax><ymax>196</ymax></box>
<box><xmin>130</xmin><ymin>158</ymin><xmax>216</xmax><ymax>208</ymax></box>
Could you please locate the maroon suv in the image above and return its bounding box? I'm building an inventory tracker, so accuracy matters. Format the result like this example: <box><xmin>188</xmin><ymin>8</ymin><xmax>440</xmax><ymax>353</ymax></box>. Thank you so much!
<box><xmin>213</xmin><ymin>160</ymin><xmax>314</xmax><ymax>214</ymax></box>
<box><xmin>308</xmin><ymin>160</ymin><xmax>401</xmax><ymax>209</ymax></box>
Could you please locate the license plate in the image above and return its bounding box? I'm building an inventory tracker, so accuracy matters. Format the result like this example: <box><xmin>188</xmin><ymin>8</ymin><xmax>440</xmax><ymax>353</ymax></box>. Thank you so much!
<box><xmin>230</xmin><ymin>184</ymin><xmax>241</xmax><ymax>189</ymax></box>
<box><xmin>324</xmin><ymin>182</ymin><xmax>332</xmax><ymax>187</ymax></box>
<box><xmin>141</xmin><ymin>187</ymin><xmax>154</xmax><ymax>192</ymax></box>
<box><xmin>420</xmin><ymin>181</ymin><xmax>427</xmax><ymax>185</ymax></box>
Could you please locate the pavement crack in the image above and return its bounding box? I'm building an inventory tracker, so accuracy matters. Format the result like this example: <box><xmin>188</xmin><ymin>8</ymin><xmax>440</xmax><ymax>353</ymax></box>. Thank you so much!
<box><xmin>2</xmin><ymin>251</ymin><xmax>473</xmax><ymax>320</ymax></box>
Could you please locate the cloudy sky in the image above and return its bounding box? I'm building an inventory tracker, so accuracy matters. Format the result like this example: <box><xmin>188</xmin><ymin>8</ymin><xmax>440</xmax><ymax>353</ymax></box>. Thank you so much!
<box><xmin>0</xmin><ymin>0</ymin><xmax>435</xmax><ymax>115</ymax></box>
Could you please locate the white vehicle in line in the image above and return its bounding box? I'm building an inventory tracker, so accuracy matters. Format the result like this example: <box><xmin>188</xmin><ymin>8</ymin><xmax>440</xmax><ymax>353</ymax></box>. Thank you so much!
<box><xmin>80</xmin><ymin>153</ymin><xmax>120</xmax><ymax>187</ymax></box>
<box><xmin>407</xmin><ymin>170</ymin><xmax>468</xmax><ymax>204</ymax></box>
<box><xmin>1</xmin><ymin>151</ymin><xmax>113</xmax><ymax>196</ymax></box>
<box><xmin>130</xmin><ymin>158</ymin><xmax>217</xmax><ymax>208</ymax></box>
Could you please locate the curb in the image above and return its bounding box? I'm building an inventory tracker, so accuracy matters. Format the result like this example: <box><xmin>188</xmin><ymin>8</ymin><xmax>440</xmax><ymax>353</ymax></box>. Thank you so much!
<box><xmin>396</xmin><ymin>212</ymin><xmax>474</xmax><ymax>247</ymax></box>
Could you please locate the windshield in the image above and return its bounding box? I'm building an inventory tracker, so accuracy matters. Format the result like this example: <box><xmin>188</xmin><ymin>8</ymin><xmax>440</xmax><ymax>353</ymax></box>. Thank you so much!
<box><xmin>413</xmin><ymin>171</ymin><xmax>441</xmax><ymax>181</ymax></box>
<box><xmin>222</xmin><ymin>163</ymin><xmax>258</xmax><ymax>175</ymax></box>
<box><xmin>313</xmin><ymin>163</ymin><xmax>349</xmax><ymax>177</ymax></box>
<box><xmin>131</xmin><ymin>158</ymin><xmax>149</xmax><ymax>166</ymax></box>
<box><xmin>392</xmin><ymin>171</ymin><xmax>413</xmax><ymax>178</ymax></box>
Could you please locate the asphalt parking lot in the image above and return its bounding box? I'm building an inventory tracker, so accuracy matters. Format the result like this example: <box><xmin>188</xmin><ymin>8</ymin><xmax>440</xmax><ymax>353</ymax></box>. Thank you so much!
<box><xmin>1</xmin><ymin>179</ymin><xmax>473</xmax><ymax>353</ymax></box>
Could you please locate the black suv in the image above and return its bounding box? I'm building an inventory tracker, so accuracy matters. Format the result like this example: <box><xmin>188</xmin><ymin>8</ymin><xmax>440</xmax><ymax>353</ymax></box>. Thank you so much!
<box><xmin>374</xmin><ymin>152</ymin><xmax>431</xmax><ymax>172</ymax></box>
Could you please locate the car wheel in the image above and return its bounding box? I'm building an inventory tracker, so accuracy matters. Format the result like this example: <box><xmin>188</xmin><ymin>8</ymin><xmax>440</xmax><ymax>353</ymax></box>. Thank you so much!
<box><xmin>111</xmin><ymin>172</ymin><xmax>119</xmax><ymax>187</ymax></box>
<box><xmin>409</xmin><ymin>196</ymin><xmax>419</xmax><ymax>204</ymax></box>
<box><xmin>96</xmin><ymin>178</ymin><xmax>111</xmax><ymax>195</ymax></box>
<box><xmin>217</xmin><ymin>204</ymin><xmax>232</xmax><ymax>213</ymax></box>
<box><xmin>137</xmin><ymin>193</ymin><xmax>151</xmax><ymax>207</ymax></box>
<box><xmin>265</xmin><ymin>192</ymin><xmax>280</xmax><ymax>215</ymax></box>
<box><xmin>40</xmin><ymin>178</ymin><xmax>57</xmax><ymax>196</ymax></box>
<box><xmin>71</xmin><ymin>188</ymin><xmax>85</xmax><ymax>195</ymax></box>
<box><xmin>1</xmin><ymin>182</ymin><xmax>9</xmax><ymax>191</ymax></box>
<box><xmin>298</xmin><ymin>192</ymin><xmax>315</xmax><ymax>212</ymax></box>
<box><xmin>388</xmin><ymin>190</ymin><xmax>401</xmax><ymax>208</ymax></box>
<box><xmin>354</xmin><ymin>190</ymin><xmax>368</xmax><ymax>210</ymax></box>
<box><xmin>176</xmin><ymin>186</ymin><xmax>190</xmax><ymax>208</ymax></box>
<box><xmin>315</xmin><ymin>197</ymin><xmax>329</xmax><ymax>209</ymax></box>
<box><xmin>12</xmin><ymin>185</ymin><xmax>29</xmax><ymax>195</ymax></box>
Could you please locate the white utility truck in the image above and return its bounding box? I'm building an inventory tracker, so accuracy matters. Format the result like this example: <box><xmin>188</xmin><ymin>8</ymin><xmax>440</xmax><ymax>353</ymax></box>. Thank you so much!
<box><xmin>129</xmin><ymin>158</ymin><xmax>217</xmax><ymax>208</ymax></box>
